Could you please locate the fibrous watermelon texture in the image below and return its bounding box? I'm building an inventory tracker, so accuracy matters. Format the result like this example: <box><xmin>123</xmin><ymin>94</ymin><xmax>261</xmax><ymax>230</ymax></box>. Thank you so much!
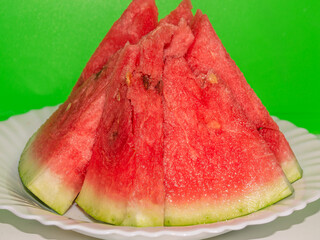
<box><xmin>18</xmin><ymin>0</ymin><xmax>158</xmax><ymax>215</ymax></box>
<box><xmin>74</xmin><ymin>0</ymin><xmax>158</xmax><ymax>90</ymax></box>
<box><xmin>76</xmin><ymin>44</ymin><xmax>140</xmax><ymax>225</ymax></box>
<box><xmin>186</xmin><ymin>10</ymin><xmax>302</xmax><ymax>183</ymax></box>
<box><xmin>18</xmin><ymin>51</ymin><xmax>122</xmax><ymax>214</ymax></box>
<box><xmin>77</xmin><ymin>21</ymin><xmax>178</xmax><ymax>227</ymax></box>
<box><xmin>161</xmin><ymin>15</ymin><xmax>292</xmax><ymax>225</ymax></box>
<box><xmin>19</xmin><ymin>0</ymin><xmax>300</xmax><ymax>227</ymax></box>
<box><xmin>162</xmin><ymin>55</ymin><xmax>293</xmax><ymax>226</ymax></box>
<box><xmin>76</xmin><ymin>2</ymin><xmax>196</xmax><ymax>226</ymax></box>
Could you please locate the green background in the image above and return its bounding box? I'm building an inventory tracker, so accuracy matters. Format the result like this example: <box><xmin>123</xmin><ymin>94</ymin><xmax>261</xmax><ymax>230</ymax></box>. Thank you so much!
<box><xmin>0</xmin><ymin>0</ymin><xmax>319</xmax><ymax>133</ymax></box>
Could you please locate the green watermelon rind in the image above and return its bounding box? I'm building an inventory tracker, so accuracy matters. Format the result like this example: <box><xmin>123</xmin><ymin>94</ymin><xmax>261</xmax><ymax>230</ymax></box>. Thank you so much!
<box><xmin>76</xmin><ymin>185</ymin><xmax>164</xmax><ymax>226</ymax></box>
<box><xmin>281</xmin><ymin>157</ymin><xmax>303</xmax><ymax>183</ymax></box>
<box><xmin>76</xmin><ymin>185</ymin><xmax>127</xmax><ymax>225</ymax></box>
<box><xmin>18</xmin><ymin>132</ymin><xmax>75</xmax><ymax>215</ymax></box>
<box><xmin>164</xmin><ymin>177</ymin><xmax>293</xmax><ymax>226</ymax></box>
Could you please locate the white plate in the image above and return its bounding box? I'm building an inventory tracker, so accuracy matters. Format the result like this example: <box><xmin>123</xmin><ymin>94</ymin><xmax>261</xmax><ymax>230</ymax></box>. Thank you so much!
<box><xmin>0</xmin><ymin>106</ymin><xmax>320</xmax><ymax>240</ymax></box>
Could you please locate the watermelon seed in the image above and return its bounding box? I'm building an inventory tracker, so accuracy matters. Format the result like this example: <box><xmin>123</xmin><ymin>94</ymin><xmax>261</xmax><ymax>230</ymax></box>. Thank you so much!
<box><xmin>155</xmin><ymin>80</ymin><xmax>163</xmax><ymax>94</ymax></box>
<box><xmin>65</xmin><ymin>103</ymin><xmax>72</xmax><ymax>111</ymax></box>
<box><xmin>142</xmin><ymin>74</ymin><xmax>151</xmax><ymax>90</ymax></box>
<box><xmin>207</xmin><ymin>120</ymin><xmax>221</xmax><ymax>129</ymax></box>
<box><xmin>210</xmin><ymin>51</ymin><xmax>216</xmax><ymax>60</ymax></box>
<box><xmin>112</xmin><ymin>132</ymin><xmax>118</xmax><ymax>139</ymax></box>
<box><xmin>116</xmin><ymin>91</ymin><xmax>121</xmax><ymax>102</ymax></box>
<box><xmin>206</xmin><ymin>72</ymin><xmax>218</xmax><ymax>84</ymax></box>
<box><xmin>95</xmin><ymin>69</ymin><xmax>103</xmax><ymax>79</ymax></box>
<box><xmin>126</xmin><ymin>72</ymin><xmax>132</xmax><ymax>86</ymax></box>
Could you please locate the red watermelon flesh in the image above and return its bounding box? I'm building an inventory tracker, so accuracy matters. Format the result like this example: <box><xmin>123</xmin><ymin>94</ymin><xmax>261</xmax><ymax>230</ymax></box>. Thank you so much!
<box><xmin>164</xmin><ymin>18</ymin><xmax>195</xmax><ymax>59</ymax></box>
<box><xmin>18</xmin><ymin>0</ymin><xmax>299</xmax><ymax>227</ymax></box>
<box><xmin>162</xmin><ymin>56</ymin><xmax>293</xmax><ymax>226</ymax></box>
<box><xmin>76</xmin><ymin>44</ymin><xmax>140</xmax><ymax>225</ymax></box>
<box><xmin>123</xmin><ymin>24</ymin><xmax>178</xmax><ymax>227</ymax></box>
<box><xmin>77</xmin><ymin>23</ymin><xmax>178</xmax><ymax>226</ymax></box>
<box><xmin>186</xmin><ymin>10</ymin><xmax>302</xmax><ymax>183</ymax></box>
<box><xmin>259</xmin><ymin>128</ymin><xmax>300</xmax><ymax>181</ymax></box>
<box><xmin>74</xmin><ymin>0</ymin><xmax>158</xmax><ymax>90</ymax></box>
<box><xmin>159</xmin><ymin>0</ymin><xmax>193</xmax><ymax>26</ymax></box>
<box><xmin>18</xmin><ymin>50</ymin><xmax>123</xmax><ymax>215</ymax></box>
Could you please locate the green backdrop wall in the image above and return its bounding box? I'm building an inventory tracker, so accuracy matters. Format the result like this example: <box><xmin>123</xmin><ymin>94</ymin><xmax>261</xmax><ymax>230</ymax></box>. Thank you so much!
<box><xmin>0</xmin><ymin>0</ymin><xmax>319</xmax><ymax>133</ymax></box>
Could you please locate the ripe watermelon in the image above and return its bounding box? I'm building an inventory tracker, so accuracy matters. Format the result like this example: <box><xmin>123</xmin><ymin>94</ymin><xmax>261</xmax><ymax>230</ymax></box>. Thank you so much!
<box><xmin>18</xmin><ymin>51</ymin><xmax>122</xmax><ymax>214</ymax></box>
<box><xmin>74</xmin><ymin>0</ymin><xmax>158</xmax><ymax>90</ymax></box>
<box><xmin>76</xmin><ymin>22</ymin><xmax>179</xmax><ymax>227</ymax></box>
<box><xmin>122</xmin><ymin>24</ymin><xmax>177</xmax><ymax>227</ymax></box>
<box><xmin>162</xmin><ymin>55</ymin><xmax>293</xmax><ymax>226</ymax></box>
<box><xmin>18</xmin><ymin>0</ymin><xmax>158</xmax><ymax>214</ymax></box>
<box><xmin>76</xmin><ymin>2</ymin><xmax>196</xmax><ymax>227</ymax></box>
<box><xmin>75</xmin><ymin>44</ymin><xmax>140</xmax><ymax>225</ymax></box>
<box><xmin>19</xmin><ymin>0</ymin><xmax>301</xmax><ymax>228</ymax></box>
<box><xmin>186</xmin><ymin>10</ymin><xmax>302</xmax><ymax>183</ymax></box>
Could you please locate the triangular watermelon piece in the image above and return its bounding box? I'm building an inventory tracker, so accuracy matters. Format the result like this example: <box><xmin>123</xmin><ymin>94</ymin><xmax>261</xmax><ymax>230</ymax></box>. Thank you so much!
<box><xmin>76</xmin><ymin>2</ymin><xmax>196</xmax><ymax>227</ymax></box>
<box><xmin>122</xmin><ymin>24</ymin><xmax>177</xmax><ymax>227</ymax></box>
<box><xmin>18</xmin><ymin>50</ymin><xmax>123</xmax><ymax>214</ymax></box>
<box><xmin>186</xmin><ymin>10</ymin><xmax>302</xmax><ymax>183</ymax></box>
<box><xmin>76</xmin><ymin>44</ymin><xmax>140</xmax><ymax>225</ymax></box>
<box><xmin>19</xmin><ymin>0</ymin><xmax>299</xmax><ymax>227</ymax></box>
<box><xmin>162</xmin><ymin>55</ymin><xmax>293</xmax><ymax>226</ymax></box>
<box><xmin>76</xmin><ymin>23</ymin><xmax>178</xmax><ymax>227</ymax></box>
<box><xmin>74</xmin><ymin>0</ymin><xmax>158</xmax><ymax>90</ymax></box>
<box><xmin>19</xmin><ymin>0</ymin><xmax>158</xmax><ymax>215</ymax></box>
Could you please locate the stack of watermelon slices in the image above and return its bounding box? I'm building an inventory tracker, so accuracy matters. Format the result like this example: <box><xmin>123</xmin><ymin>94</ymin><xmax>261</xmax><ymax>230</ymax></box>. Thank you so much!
<box><xmin>18</xmin><ymin>0</ymin><xmax>302</xmax><ymax>227</ymax></box>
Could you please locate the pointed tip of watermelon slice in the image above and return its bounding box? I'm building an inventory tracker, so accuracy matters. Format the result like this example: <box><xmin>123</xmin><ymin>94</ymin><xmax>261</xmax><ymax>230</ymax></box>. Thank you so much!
<box><xmin>160</xmin><ymin>0</ymin><xmax>193</xmax><ymax>26</ymax></box>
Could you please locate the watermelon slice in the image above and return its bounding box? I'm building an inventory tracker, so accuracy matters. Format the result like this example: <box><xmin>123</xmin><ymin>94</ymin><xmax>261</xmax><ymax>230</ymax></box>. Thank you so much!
<box><xmin>76</xmin><ymin>23</ymin><xmax>177</xmax><ymax>227</ymax></box>
<box><xmin>74</xmin><ymin>0</ymin><xmax>158</xmax><ymax>90</ymax></box>
<box><xmin>19</xmin><ymin>0</ymin><xmax>299</xmax><ymax>227</ymax></box>
<box><xmin>162</xmin><ymin>55</ymin><xmax>293</xmax><ymax>226</ymax></box>
<box><xmin>18</xmin><ymin>50</ymin><xmax>123</xmax><ymax>214</ymax></box>
<box><xmin>76</xmin><ymin>44</ymin><xmax>140</xmax><ymax>225</ymax></box>
<box><xmin>122</xmin><ymin>23</ymin><xmax>179</xmax><ymax>227</ymax></box>
<box><xmin>186</xmin><ymin>10</ymin><xmax>302</xmax><ymax>183</ymax></box>
<box><xmin>19</xmin><ymin>0</ymin><xmax>158</xmax><ymax>215</ymax></box>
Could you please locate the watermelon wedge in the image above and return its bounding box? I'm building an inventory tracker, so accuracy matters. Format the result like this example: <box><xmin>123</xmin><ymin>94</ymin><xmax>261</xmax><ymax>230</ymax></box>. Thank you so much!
<box><xmin>75</xmin><ymin>44</ymin><xmax>140</xmax><ymax>225</ymax></box>
<box><xmin>18</xmin><ymin>51</ymin><xmax>122</xmax><ymax>214</ymax></box>
<box><xmin>18</xmin><ymin>0</ymin><xmax>158</xmax><ymax>215</ymax></box>
<box><xmin>186</xmin><ymin>10</ymin><xmax>302</xmax><ymax>183</ymax></box>
<box><xmin>162</xmin><ymin>55</ymin><xmax>293</xmax><ymax>226</ymax></box>
<box><xmin>74</xmin><ymin>0</ymin><xmax>158</xmax><ymax>90</ymax></box>
<box><xmin>19</xmin><ymin>0</ymin><xmax>301</xmax><ymax>227</ymax></box>
<box><xmin>76</xmin><ymin>23</ymin><xmax>177</xmax><ymax>227</ymax></box>
<box><xmin>122</xmin><ymin>23</ymin><xmax>178</xmax><ymax>227</ymax></box>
